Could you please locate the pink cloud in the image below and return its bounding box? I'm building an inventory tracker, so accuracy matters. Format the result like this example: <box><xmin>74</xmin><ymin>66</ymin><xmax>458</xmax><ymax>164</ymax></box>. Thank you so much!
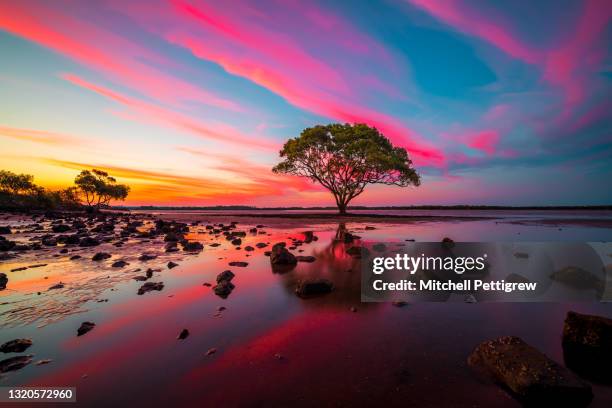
<box><xmin>466</xmin><ymin>130</ymin><xmax>500</xmax><ymax>155</ymax></box>
<box><xmin>0</xmin><ymin>0</ymin><xmax>241</xmax><ymax>112</ymax></box>
<box><xmin>61</xmin><ymin>73</ymin><xmax>277</xmax><ymax>150</ymax></box>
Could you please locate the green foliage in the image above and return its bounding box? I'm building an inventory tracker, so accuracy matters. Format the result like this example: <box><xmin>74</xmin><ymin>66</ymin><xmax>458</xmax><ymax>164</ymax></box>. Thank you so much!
<box><xmin>0</xmin><ymin>170</ymin><xmax>37</xmax><ymax>195</ymax></box>
<box><xmin>74</xmin><ymin>169</ymin><xmax>130</xmax><ymax>208</ymax></box>
<box><xmin>273</xmin><ymin>123</ymin><xmax>420</xmax><ymax>213</ymax></box>
<box><xmin>0</xmin><ymin>170</ymin><xmax>81</xmax><ymax>210</ymax></box>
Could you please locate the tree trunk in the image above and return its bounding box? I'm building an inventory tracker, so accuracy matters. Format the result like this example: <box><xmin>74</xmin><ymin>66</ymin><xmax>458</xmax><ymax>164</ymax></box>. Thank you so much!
<box><xmin>338</xmin><ymin>202</ymin><xmax>347</xmax><ymax>215</ymax></box>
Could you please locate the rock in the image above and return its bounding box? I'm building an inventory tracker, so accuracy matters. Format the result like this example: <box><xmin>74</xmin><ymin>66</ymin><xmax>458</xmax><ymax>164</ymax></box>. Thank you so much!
<box><xmin>92</xmin><ymin>252</ymin><xmax>111</xmax><ymax>261</ymax></box>
<box><xmin>468</xmin><ymin>336</ymin><xmax>592</xmax><ymax>406</ymax></box>
<box><xmin>295</xmin><ymin>279</ymin><xmax>333</xmax><ymax>297</ymax></box>
<box><xmin>48</xmin><ymin>282</ymin><xmax>64</xmax><ymax>290</ymax></box>
<box><xmin>133</xmin><ymin>276</ymin><xmax>148</xmax><ymax>281</ymax></box>
<box><xmin>365</xmin><ymin>226</ymin><xmax>376</xmax><ymax>230</ymax></box>
<box><xmin>550</xmin><ymin>266</ymin><xmax>603</xmax><ymax>291</ymax></box>
<box><xmin>11</xmin><ymin>267</ymin><xmax>27</xmax><ymax>272</ymax></box>
<box><xmin>164</xmin><ymin>232</ymin><xmax>183</xmax><ymax>242</ymax></box>
<box><xmin>372</xmin><ymin>243</ymin><xmax>386</xmax><ymax>252</ymax></box>
<box><xmin>562</xmin><ymin>311</ymin><xmax>612</xmax><ymax>382</ymax></box>
<box><xmin>69</xmin><ymin>255</ymin><xmax>82</xmax><ymax>260</ymax></box>
<box><xmin>213</xmin><ymin>280</ymin><xmax>235</xmax><ymax>298</ymax></box>
<box><xmin>441</xmin><ymin>237</ymin><xmax>455</xmax><ymax>249</ymax></box>
<box><xmin>231</xmin><ymin>238</ymin><xmax>242</xmax><ymax>246</ymax></box>
<box><xmin>206</xmin><ymin>348</ymin><xmax>217</xmax><ymax>356</ymax></box>
<box><xmin>228</xmin><ymin>261</ymin><xmax>248</xmax><ymax>267</ymax></box>
<box><xmin>216</xmin><ymin>270</ymin><xmax>235</xmax><ymax>283</ymax></box>
<box><xmin>303</xmin><ymin>231</ymin><xmax>315</xmax><ymax>243</ymax></box>
<box><xmin>0</xmin><ymin>226</ymin><xmax>11</xmax><ymax>234</ymax></box>
<box><xmin>209</xmin><ymin>243</ymin><xmax>221</xmax><ymax>247</ymax></box>
<box><xmin>79</xmin><ymin>236</ymin><xmax>100</xmax><ymax>247</ymax></box>
<box><xmin>0</xmin><ymin>355</ymin><xmax>33</xmax><ymax>373</ymax></box>
<box><xmin>111</xmin><ymin>260</ymin><xmax>128</xmax><ymax>268</ymax></box>
<box><xmin>0</xmin><ymin>338</ymin><xmax>32</xmax><ymax>353</ymax></box>
<box><xmin>255</xmin><ymin>242</ymin><xmax>268</xmax><ymax>248</ymax></box>
<box><xmin>244</xmin><ymin>246</ymin><xmax>254</xmax><ymax>251</ymax></box>
<box><xmin>0</xmin><ymin>273</ymin><xmax>7</xmax><ymax>290</ymax></box>
<box><xmin>138</xmin><ymin>281</ymin><xmax>164</xmax><ymax>295</ymax></box>
<box><xmin>177</xmin><ymin>329</ymin><xmax>190</xmax><ymax>340</ymax></box>
<box><xmin>183</xmin><ymin>241</ymin><xmax>204</xmax><ymax>251</ymax></box>
<box><xmin>202</xmin><ymin>282</ymin><xmax>212</xmax><ymax>287</ymax></box>
<box><xmin>145</xmin><ymin>268</ymin><xmax>154</xmax><ymax>278</ymax></box>
<box><xmin>77</xmin><ymin>321</ymin><xmax>96</xmax><ymax>336</ymax></box>
<box><xmin>35</xmin><ymin>359</ymin><xmax>52</xmax><ymax>366</ymax></box>
<box><xmin>138</xmin><ymin>253</ymin><xmax>157</xmax><ymax>261</ymax></box>
<box><xmin>42</xmin><ymin>236</ymin><xmax>58</xmax><ymax>246</ymax></box>
<box><xmin>270</xmin><ymin>243</ymin><xmax>297</xmax><ymax>265</ymax></box>
<box><xmin>0</xmin><ymin>239</ymin><xmax>16</xmax><ymax>251</ymax></box>
<box><xmin>296</xmin><ymin>255</ymin><xmax>316</xmax><ymax>263</ymax></box>
<box><xmin>52</xmin><ymin>224</ymin><xmax>71</xmax><ymax>233</ymax></box>
<box><xmin>167</xmin><ymin>261</ymin><xmax>179</xmax><ymax>269</ymax></box>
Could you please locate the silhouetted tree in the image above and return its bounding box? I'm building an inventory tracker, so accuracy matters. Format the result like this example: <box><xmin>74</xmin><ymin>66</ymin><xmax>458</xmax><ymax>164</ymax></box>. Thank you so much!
<box><xmin>74</xmin><ymin>169</ymin><xmax>129</xmax><ymax>209</ymax></box>
<box><xmin>273</xmin><ymin>123</ymin><xmax>420</xmax><ymax>214</ymax></box>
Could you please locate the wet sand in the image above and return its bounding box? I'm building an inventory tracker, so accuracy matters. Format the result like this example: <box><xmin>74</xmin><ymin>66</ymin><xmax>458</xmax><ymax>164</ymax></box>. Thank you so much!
<box><xmin>1</xmin><ymin>211</ymin><xmax>611</xmax><ymax>407</ymax></box>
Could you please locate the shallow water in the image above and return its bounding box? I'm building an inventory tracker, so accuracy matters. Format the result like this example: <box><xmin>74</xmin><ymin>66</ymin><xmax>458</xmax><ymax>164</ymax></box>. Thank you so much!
<box><xmin>1</xmin><ymin>214</ymin><xmax>612</xmax><ymax>406</ymax></box>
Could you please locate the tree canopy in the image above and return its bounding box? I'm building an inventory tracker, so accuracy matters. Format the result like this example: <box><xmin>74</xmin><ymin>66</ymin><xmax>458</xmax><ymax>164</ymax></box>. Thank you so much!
<box><xmin>74</xmin><ymin>169</ymin><xmax>130</xmax><ymax>209</ymax></box>
<box><xmin>0</xmin><ymin>170</ymin><xmax>37</xmax><ymax>195</ymax></box>
<box><xmin>273</xmin><ymin>123</ymin><xmax>420</xmax><ymax>214</ymax></box>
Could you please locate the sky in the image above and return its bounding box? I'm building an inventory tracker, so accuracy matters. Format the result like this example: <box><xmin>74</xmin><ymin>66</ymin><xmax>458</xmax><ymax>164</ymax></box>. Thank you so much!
<box><xmin>0</xmin><ymin>0</ymin><xmax>611</xmax><ymax>206</ymax></box>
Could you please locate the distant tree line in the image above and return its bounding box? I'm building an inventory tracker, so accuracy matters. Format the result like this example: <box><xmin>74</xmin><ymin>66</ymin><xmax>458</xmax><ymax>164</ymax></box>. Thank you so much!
<box><xmin>0</xmin><ymin>169</ymin><xmax>129</xmax><ymax>211</ymax></box>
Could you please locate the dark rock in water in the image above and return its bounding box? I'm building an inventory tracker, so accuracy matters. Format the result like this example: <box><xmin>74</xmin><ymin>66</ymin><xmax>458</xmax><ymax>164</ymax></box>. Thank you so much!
<box><xmin>77</xmin><ymin>321</ymin><xmax>96</xmax><ymax>336</ymax></box>
<box><xmin>0</xmin><ymin>338</ymin><xmax>32</xmax><ymax>353</ymax></box>
<box><xmin>441</xmin><ymin>237</ymin><xmax>455</xmax><ymax>249</ymax></box>
<box><xmin>112</xmin><ymin>260</ymin><xmax>128</xmax><ymax>268</ymax></box>
<box><xmin>228</xmin><ymin>261</ymin><xmax>248</xmax><ymax>267</ymax></box>
<box><xmin>202</xmin><ymin>282</ymin><xmax>212</xmax><ymax>287</ymax></box>
<box><xmin>138</xmin><ymin>281</ymin><xmax>164</xmax><ymax>295</ymax></box>
<box><xmin>562</xmin><ymin>311</ymin><xmax>612</xmax><ymax>383</ymax></box>
<box><xmin>213</xmin><ymin>280</ymin><xmax>235</xmax><ymax>298</ymax></box>
<box><xmin>303</xmin><ymin>231</ymin><xmax>314</xmax><ymax>243</ymax></box>
<box><xmin>0</xmin><ymin>239</ymin><xmax>16</xmax><ymax>251</ymax></box>
<box><xmin>11</xmin><ymin>267</ymin><xmax>27</xmax><ymax>272</ymax></box>
<box><xmin>244</xmin><ymin>245</ymin><xmax>254</xmax><ymax>251</ymax></box>
<box><xmin>270</xmin><ymin>243</ymin><xmax>297</xmax><ymax>265</ymax></box>
<box><xmin>138</xmin><ymin>253</ymin><xmax>157</xmax><ymax>261</ymax></box>
<box><xmin>182</xmin><ymin>241</ymin><xmax>204</xmax><ymax>251</ymax></box>
<box><xmin>256</xmin><ymin>242</ymin><xmax>268</xmax><ymax>249</ymax></box>
<box><xmin>231</xmin><ymin>238</ymin><xmax>242</xmax><ymax>246</ymax></box>
<box><xmin>296</xmin><ymin>255</ymin><xmax>316</xmax><ymax>263</ymax></box>
<box><xmin>295</xmin><ymin>279</ymin><xmax>333</xmax><ymax>297</ymax></box>
<box><xmin>60</xmin><ymin>248</ymin><xmax>68</xmax><ymax>254</ymax></box>
<box><xmin>145</xmin><ymin>268</ymin><xmax>154</xmax><ymax>278</ymax></box>
<box><xmin>52</xmin><ymin>224</ymin><xmax>71</xmax><ymax>233</ymax></box>
<box><xmin>92</xmin><ymin>252</ymin><xmax>111</xmax><ymax>261</ymax></box>
<box><xmin>209</xmin><ymin>243</ymin><xmax>221</xmax><ymax>247</ymax></box>
<box><xmin>69</xmin><ymin>255</ymin><xmax>82</xmax><ymax>260</ymax></box>
<box><xmin>167</xmin><ymin>261</ymin><xmax>179</xmax><ymax>269</ymax></box>
<box><xmin>177</xmin><ymin>329</ymin><xmax>190</xmax><ymax>340</ymax></box>
<box><xmin>468</xmin><ymin>336</ymin><xmax>592</xmax><ymax>406</ymax></box>
<box><xmin>249</xmin><ymin>228</ymin><xmax>258</xmax><ymax>233</ymax></box>
<box><xmin>365</xmin><ymin>226</ymin><xmax>376</xmax><ymax>230</ymax></box>
<box><xmin>0</xmin><ymin>273</ymin><xmax>7</xmax><ymax>290</ymax></box>
<box><xmin>41</xmin><ymin>236</ymin><xmax>58</xmax><ymax>246</ymax></box>
<box><xmin>133</xmin><ymin>276</ymin><xmax>148</xmax><ymax>281</ymax></box>
<box><xmin>0</xmin><ymin>226</ymin><xmax>11</xmax><ymax>234</ymax></box>
<box><xmin>79</xmin><ymin>236</ymin><xmax>100</xmax><ymax>247</ymax></box>
<box><xmin>372</xmin><ymin>243</ymin><xmax>386</xmax><ymax>252</ymax></box>
<box><xmin>550</xmin><ymin>266</ymin><xmax>603</xmax><ymax>291</ymax></box>
<box><xmin>48</xmin><ymin>282</ymin><xmax>64</xmax><ymax>290</ymax></box>
<box><xmin>0</xmin><ymin>355</ymin><xmax>33</xmax><ymax>373</ymax></box>
<box><xmin>216</xmin><ymin>270</ymin><xmax>235</xmax><ymax>283</ymax></box>
<box><xmin>506</xmin><ymin>273</ymin><xmax>531</xmax><ymax>284</ymax></box>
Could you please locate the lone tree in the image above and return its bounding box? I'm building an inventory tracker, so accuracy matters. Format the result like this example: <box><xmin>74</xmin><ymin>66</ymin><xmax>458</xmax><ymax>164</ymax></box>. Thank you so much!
<box><xmin>75</xmin><ymin>169</ymin><xmax>130</xmax><ymax>209</ymax></box>
<box><xmin>273</xmin><ymin>123</ymin><xmax>420</xmax><ymax>214</ymax></box>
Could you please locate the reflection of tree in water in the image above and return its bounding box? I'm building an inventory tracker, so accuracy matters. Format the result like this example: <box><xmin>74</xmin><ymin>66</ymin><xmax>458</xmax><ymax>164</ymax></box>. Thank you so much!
<box><xmin>276</xmin><ymin>223</ymin><xmax>381</xmax><ymax>310</ymax></box>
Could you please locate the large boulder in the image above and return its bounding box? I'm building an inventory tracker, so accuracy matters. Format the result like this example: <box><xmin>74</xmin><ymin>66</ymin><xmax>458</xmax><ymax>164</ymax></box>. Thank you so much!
<box><xmin>270</xmin><ymin>243</ymin><xmax>297</xmax><ymax>266</ymax></box>
<box><xmin>0</xmin><ymin>338</ymin><xmax>32</xmax><ymax>353</ymax></box>
<box><xmin>295</xmin><ymin>279</ymin><xmax>334</xmax><ymax>297</ymax></box>
<box><xmin>562</xmin><ymin>311</ymin><xmax>612</xmax><ymax>382</ymax></box>
<box><xmin>468</xmin><ymin>336</ymin><xmax>592</xmax><ymax>406</ymax></box>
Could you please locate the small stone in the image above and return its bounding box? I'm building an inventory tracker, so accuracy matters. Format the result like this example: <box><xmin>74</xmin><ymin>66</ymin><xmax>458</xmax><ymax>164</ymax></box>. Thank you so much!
<box><xmin>228</xmin><ymin>261</ymin><xmax>248</xmax><ymax>267</ymax></box>
<box><xmin>206</xmin><ymin>348</ymin><xmax>217</xmax><ymax>356</ymax></box>
<box><xmin>77</xmin><ymin>321</ymin><xmax>96</xmax><ymax>336</ymax></box>
<box><xmin>216</xmin><ymin>270</ymin><xmax>235</xmax><ymax>283</ymax></box>
<box><xmin>167</xmin><ymin>261</ymin><xmax>179</xmax><ymax>269</ymax></box>
<box><xmin>177</xmin><ymin>329</ymin><xmax>190</xmax><ymax>340</ymax></box>
<box><xmin>92</xmin><ymin>252</ymin><xmax>111</xmax><ymax>261</ymax></box>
